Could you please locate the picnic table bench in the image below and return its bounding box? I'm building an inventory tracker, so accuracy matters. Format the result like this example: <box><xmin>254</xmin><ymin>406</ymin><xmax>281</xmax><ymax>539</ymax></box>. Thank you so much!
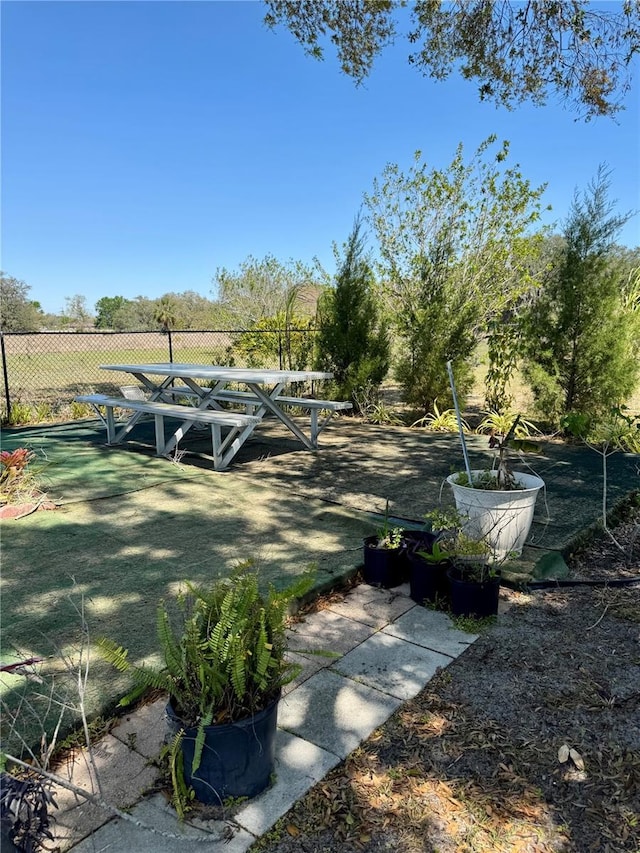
<box><xmin>159</xmin><ymin>387</ymin><xmax>352</xmax><ymax>444</ymax></box>
<box><xmin>75</xmin><ymin>394</ymin><xmax>261</xmax><ymax>469</ymax></box>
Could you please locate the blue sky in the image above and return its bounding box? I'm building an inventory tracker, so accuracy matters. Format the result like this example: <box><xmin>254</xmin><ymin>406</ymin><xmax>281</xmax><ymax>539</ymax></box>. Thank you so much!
<box><xmin>2</xmin><ymin>0</ymin><xmax>639</xmax><ymax>316</ymax></box>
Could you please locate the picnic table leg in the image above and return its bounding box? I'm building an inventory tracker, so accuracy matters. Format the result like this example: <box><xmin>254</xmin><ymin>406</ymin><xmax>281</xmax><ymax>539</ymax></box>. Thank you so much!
<box><xmin>246</xmin><ymin>383</ymin><xmax>314</xmax><ymax>451</ymax></box>
<box><xmin>310</xmin><ymin>410</ymin><xmax>319</xmax><ymax>448</ymax></box>
<box><xmin>153</xmin><ymin>414</ymin><xmax>166</xmax><ymax>455</ymax></box>
<box><xmin>211</xmin><ymin>423</ymin><xmax>222</xmax><ymax>469</ymax></box>
<box><xmin>105</xmin><ymin>406</ymin><xmax>117</xmax><ymax>444</ymax></box>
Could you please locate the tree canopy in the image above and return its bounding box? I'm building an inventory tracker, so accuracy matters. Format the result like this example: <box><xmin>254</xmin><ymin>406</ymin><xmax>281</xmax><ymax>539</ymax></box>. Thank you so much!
<box><xmin>213</xmin><ymin>254</ymin><xmax>328</xmax><ymax>327</ymax></box>
<box><xmin>364</xmin><ymin>135</ymin><xmax>547</xmax><ymax>410</ymax></box>
<box><xmin>265</xmin><ymin>0</ymin><xmax>640</xmax><ymax>119</ymax></box>
<box><xmin>0</xmin><ymin>273</ymin><xmax>44</xmax><ymax>331</ymax></box>
<box><xmin>522</xmin><ymin>166</ymin><xmax>639</xmax><ymax>424</ymax></box>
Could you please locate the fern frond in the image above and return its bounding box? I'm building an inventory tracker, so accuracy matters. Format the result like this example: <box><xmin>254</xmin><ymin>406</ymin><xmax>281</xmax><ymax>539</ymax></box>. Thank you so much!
<box><xmin>192</xmin><ymin>706</ymin><xmax>214</xmax><ymax>775</ymax></box>
<box><xmin>168</xmin><ymin>731</ymin><xmax>192</xmax><ymax>821</ymax></box>
<box><xmin>96</xmin><ymin>637</ymin><xmax>131</xmax><ymax>673</ymax></box>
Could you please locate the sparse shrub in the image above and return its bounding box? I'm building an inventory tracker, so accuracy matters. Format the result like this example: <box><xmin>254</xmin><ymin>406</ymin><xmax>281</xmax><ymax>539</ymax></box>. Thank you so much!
<box><xmin>34</xmin><ymin>403</ymin><xmax>53</xmax><ymax>423</ymax></box>
<box><xmin>70</xmin><ymin>401</ymin><xmax>93</xmax><ymax>420</ymax></box>
<box><xmin>7</xmin><ymin>402</ymin><xmax>32</xmax><ymax>426</ymax></box>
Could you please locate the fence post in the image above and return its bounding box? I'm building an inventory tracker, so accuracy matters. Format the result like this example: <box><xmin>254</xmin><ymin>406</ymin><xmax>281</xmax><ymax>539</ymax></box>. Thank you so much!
<box><xmin>167</xmin><ymin>329</ymin><xmax>174</xmax><ymax>363</ymax></box>
<box><xmin>1</xmin><ymin>332</ymin><xmax>11</xmax><ymax>422</ymax></box>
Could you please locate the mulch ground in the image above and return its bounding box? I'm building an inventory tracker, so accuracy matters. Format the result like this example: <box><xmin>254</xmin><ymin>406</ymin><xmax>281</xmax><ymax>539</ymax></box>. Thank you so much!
<box><xmin>251</xmin><ymin>503</ymin><xmax>640</xmax><ymax>853</ymax></box>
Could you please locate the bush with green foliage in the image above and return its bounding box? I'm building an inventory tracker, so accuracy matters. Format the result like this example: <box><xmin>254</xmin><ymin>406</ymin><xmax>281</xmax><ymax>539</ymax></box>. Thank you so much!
<box><xmin>522</xmin><ymin>167</ymin><xmax>640</xmax><ymax>426</ymax></box>
<box><xmin>236</xmin><ymin>313</ymin><xmax>314</xmax><ymax>370</ymax></box>
<box><xmin>315</xmin><ymin>216</ymin><xmax>389</xmax><ymax>409</ymax></box>
<box><xmin>365</xmin><ymin>136</ymin><xmax>546</xmax><ymax>414</ymax></box>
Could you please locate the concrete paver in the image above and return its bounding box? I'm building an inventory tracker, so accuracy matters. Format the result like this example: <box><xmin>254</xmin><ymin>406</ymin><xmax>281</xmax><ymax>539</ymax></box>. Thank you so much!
<box><xmin>110</xmin><ymin>696</ymin><xmax>168</xmax><ymax>759</ymax></box>
<box><xmin>332</xmin><ymin>631</ymin><xmax>454</xmax><ymax>701</ymax></box>
<box><xmin>286</xmin><ymin>608</ymin><xmax>377</xmax><ymax>655</ymax></box>
<box><xmin>381</xmin><ymin>607</ymin><xmax>479</xmax><ymax>657</ymax></box>
<box><xmin>277</xmin><ymin>667</ymin><xmax>405</xmax><ymax>758</ymax></box>
<box><xmin>234</xmin><ymin>730</ymin><xmax>340</xmax><ymax>837</ymax></box>
<box><xmin>70</xmin><ymin>793</ymin><xmax>253</xmax><ymax>853</ymax></box>
<box><xmin>325</xmin><ymin>582</ymin><xmax>416</xmax><ymax>627</ymax></box>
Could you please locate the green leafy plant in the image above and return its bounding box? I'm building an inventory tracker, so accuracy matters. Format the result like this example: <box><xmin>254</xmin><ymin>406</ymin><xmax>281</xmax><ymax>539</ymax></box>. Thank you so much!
<box><xmin>99</xmin><ymin>563</ymin><xmax>315</xmax><ymax>804</ymax></box>
<box><xmin>7</xmin><ymin>402</ymin><xmax>32</xmax><ymax>426</ymax></box>
<box><xmin>412</xmin><ymin>400</ymin><xmax>469</xmax><ymax>433</ymax></box>
<box><xmin>423</xmin><ymin>507</ymin><xmax>493</xmax><ymax>573</ymax></box>
<box><xmin>476</xmin><ymin>410</ymin><xmax>538</xmax><ymax>439</ymax></box>
<box><xmin>70</xmin><ymin>401</ymin><xmax>93</xmax><ymax>419</ymax></box>
<box><xmin>371</xmin><ymin>499</ymin><xmax>403</xmax><ymax>549</ymax></box>
<box><xmin>416</xmin><ymin>540</ymin><xmax>451</xmax><ymax>563</ymax></box>
<box><xmin>34</xmin><ymin>403</ymin><xmax>53</xmax><ymax>423</ymax></box>
<box><xmin>423</xmin><ymin>506</ymin><xmax>464</xmax><ymax>533</ymax></box>
<box><xmin>353</xmin><ymin>384</ymin><xmax>405</xmax><ymax>426</ymax></box>
<box><xmin>456</xmin><ymin>414</ymin><xmax>540</xmax><ymax>491</ymax></box>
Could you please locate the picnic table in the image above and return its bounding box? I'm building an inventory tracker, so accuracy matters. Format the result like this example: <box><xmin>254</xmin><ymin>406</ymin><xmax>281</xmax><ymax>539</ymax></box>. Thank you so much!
<box><xmin>76</xmin><ymin>363</ymin><xmax>352</xmax><ymax>470</ymax></box>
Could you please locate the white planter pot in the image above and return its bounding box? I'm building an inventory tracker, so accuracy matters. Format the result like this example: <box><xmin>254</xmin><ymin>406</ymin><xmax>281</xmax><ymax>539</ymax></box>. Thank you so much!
<box><xmin>446</xmin><ymin>470</ymin><xmax>545</xmax><ymax>560</ymax></box>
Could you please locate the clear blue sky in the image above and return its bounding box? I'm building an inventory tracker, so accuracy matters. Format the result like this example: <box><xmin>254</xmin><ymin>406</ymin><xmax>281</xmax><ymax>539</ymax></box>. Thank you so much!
<box><xmin>2</xmin><ymin>0</ymin><xmax>639</xmax><ymax>316</ymax></box>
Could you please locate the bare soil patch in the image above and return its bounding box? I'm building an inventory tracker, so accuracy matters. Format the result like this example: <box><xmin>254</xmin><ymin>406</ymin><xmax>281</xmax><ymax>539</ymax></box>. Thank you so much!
<box><xmin>252</xmin><ymin>507</ymin><xmax>640</xmax><ymax>853</ymax></box>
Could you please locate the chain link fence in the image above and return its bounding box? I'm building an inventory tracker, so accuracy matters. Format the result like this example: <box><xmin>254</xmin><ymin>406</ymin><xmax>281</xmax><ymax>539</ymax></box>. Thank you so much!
<box><xmin>0</xmin><ymin>329</ymin><xmax>318</xmax><ymax>423</ymax></box>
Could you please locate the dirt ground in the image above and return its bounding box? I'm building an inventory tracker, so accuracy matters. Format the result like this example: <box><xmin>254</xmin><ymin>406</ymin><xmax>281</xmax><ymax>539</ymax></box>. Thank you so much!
<box><xmin>250</xmin><ymin>505</ymin><xmax>640</xmax><ymax>853</ymax></box>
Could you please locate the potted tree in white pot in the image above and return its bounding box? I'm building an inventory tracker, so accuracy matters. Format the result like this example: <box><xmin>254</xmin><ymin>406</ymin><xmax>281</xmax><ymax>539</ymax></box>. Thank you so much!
<box><xmin>99</xmin><ymin>563</ymin><xmax>314</xmax><ymax>816</ymax></box>
<box><xmin>446</xmin><ymin>415</ymin><xmax>545</xmax><ymax>560</ymax></box>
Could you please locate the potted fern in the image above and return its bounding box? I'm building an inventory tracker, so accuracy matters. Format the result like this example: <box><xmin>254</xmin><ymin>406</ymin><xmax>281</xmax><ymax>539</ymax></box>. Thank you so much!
<box><xmin>100</xmin><ymin>563</ymin><xmax>314</xmax><ymax>814</ymax></box>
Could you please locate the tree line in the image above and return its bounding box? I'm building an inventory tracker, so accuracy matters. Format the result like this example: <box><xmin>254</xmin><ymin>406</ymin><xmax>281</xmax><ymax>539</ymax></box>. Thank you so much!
<box><xmin>2</xmin><ymin>138</ymin><xmax>638</xmax><ymax>431</ymax></box>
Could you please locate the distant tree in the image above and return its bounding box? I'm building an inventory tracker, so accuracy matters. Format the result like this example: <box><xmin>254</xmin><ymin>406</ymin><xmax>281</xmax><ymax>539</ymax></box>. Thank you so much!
<box><xmin>213</xmin><ymin>255</ymin><xmax>327</xmax><ymax>327</ymax></box>
<box><xmin>63</xmin><ymin>294</ymin><xmax>93</xmax><ymax>327</ymax></box>
<box><xmin>265</xmin><ymin>0</ymin><xmax>640</xmax><ymax>119</ymax></box>
<box><xmin>522</xmin><ymin>166</ymin><xmax>639</xmax><ymax>425</ymax></box>
<box><xmin>0</xmin><ymin>273</ymin><xmax>43</xmax><ymax>331</ymax></box>
<box><xmin>365</xmin><ymin>136</ymin><xmax>547</xmax><ymax>413</ymax></box>
<box><xmin>315</xmin><ymin>215</ymin><xmax>390</xmax><ymax>409</ymax></box>
<box><xmin>153</xmin><ymin>296</ymin><xmax>179</xmax><ymax>332</ymax></box>
<box><xmin>95</xmin><ymin>295</ymin><xmax>130</xmax><ymax>329</ymax></box>
<box><xmin>162</xmin><ymin>290</ymin><xmax>217</xmax><ymax>329</ymax></box>
<box><xmin>111</xmin><ymin>296</ymin><xmax>158</xmax><ymax>330</ymax></box>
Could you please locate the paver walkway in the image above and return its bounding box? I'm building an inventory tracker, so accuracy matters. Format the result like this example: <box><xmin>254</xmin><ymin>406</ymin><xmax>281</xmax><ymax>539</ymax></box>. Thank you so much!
<box><xmin>51</xmin><ymin>582</ymin><xmax>489</xmax><ymax>852</ymax></box>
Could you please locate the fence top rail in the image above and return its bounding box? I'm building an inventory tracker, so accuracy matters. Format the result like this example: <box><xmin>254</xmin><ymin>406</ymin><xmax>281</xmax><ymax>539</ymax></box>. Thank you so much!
<box><xmin>0</xmin><ymin>328</ymin><xmax>318</xmax><ymax>336</ymax></box>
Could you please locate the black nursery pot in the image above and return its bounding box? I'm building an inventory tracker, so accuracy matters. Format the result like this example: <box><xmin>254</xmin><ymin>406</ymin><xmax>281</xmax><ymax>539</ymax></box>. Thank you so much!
<box><xmin>362</xmin><ymin>536</ymin><xmax>403</xmax><ymax>588</ymax></box>
<box><xmin>408</xmin><ymin>551</ymin><xmax>451</xmax><ymax>606</ymax></box>
<box><xmin>400</xmin><ymin>530</ymin><xmax>438</xmax><ymax>581</ymax></box>
<box><xmin>447</xmin><ymin>565</ymin><xmax>501</xmax><ymax>618</ymax></box>
<box><xmin>165</xmin><ymin>694</ymin><xmax>280</xmax><ymax>805</ymax></box>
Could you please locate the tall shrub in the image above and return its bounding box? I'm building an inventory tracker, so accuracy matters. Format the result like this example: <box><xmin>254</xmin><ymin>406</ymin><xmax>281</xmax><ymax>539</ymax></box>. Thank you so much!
<box><xmin>315</xmin><ymin>216</ymin><xmax>390</xmax><ymax>409</ymax></box>
<box><xmin>522</xmin><ymin>167</ymin><xmax>639</xmax><ymax>426</ymax></box>
<box><xmin>365</xmin><ymin>136</ymin><xmax>547</xmax><ymax>413</ymax></box>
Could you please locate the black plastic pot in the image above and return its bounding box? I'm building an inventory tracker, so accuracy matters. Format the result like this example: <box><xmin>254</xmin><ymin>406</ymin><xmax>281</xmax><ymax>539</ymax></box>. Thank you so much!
<box><xmin>447</xmin><ymin>565</ymin><xmax>501</xmax><ymax>618</ymax></box>
<box><xmin>400</xmin><ymin>530</ymin><xmax>438</xmax><ymax>581</ymax></box>
<box><xmin>165</xmin><ymin>693</ymin><xmax>280</xmax><ymax>805</ymax></box>
<box><xmin>362</xmin><ymin>536</ymin><xmax>403</xmax><ymax>588</ymax></box>
<box><xmin>408</xmin><ymin>552</ymin><xmax>451</xmax><ymax>606</ymax></box>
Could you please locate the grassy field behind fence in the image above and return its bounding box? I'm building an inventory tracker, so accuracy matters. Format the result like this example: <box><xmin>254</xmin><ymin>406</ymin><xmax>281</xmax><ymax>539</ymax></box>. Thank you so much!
<box><xmin>2</xmin><ymin>335</ymin><xmax>639</xmax><ymax>423</ymax></box>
